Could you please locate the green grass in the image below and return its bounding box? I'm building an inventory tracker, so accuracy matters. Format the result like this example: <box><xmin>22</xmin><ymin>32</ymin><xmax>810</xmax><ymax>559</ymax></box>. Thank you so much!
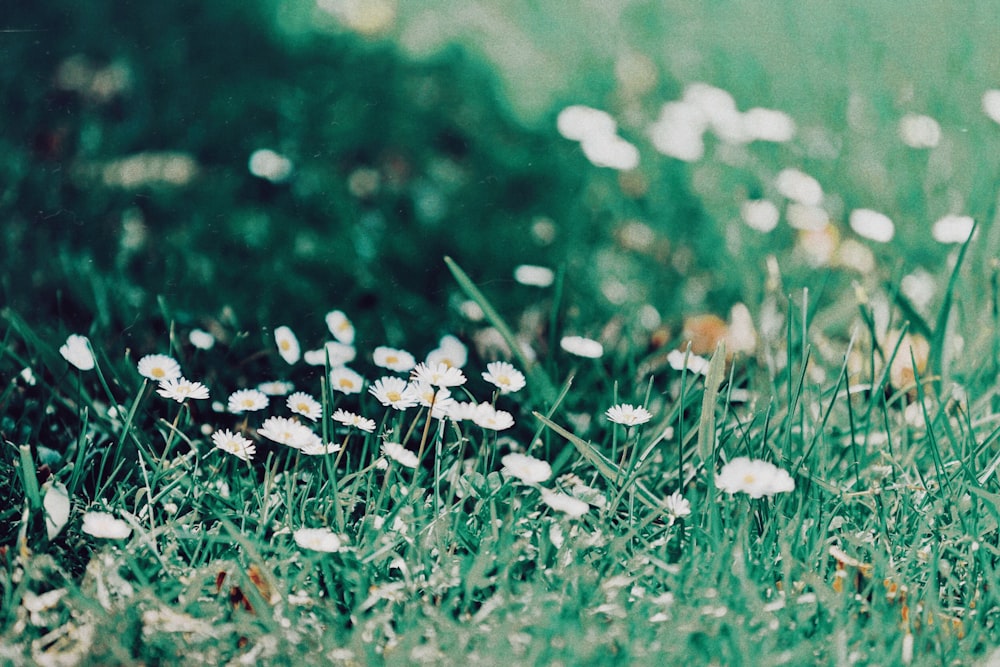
<box><xmin>4</xmin><ymin>1</ymin><xmax>1000</xmax><ymax>664</ymax></box>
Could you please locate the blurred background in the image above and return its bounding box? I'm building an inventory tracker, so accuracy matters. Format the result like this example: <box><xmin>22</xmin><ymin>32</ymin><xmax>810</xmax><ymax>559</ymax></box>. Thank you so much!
<box><xmin>4</xmin><ymin>0</ymin><xmax>1000</xmax><ymax>358</ymax></box>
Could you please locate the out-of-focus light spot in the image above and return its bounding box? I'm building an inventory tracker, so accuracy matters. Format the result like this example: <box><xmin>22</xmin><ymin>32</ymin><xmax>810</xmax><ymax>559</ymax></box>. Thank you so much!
<box><xmin>617</xmin><ymin>221</ymin><xmax>656</xmax><ymax>251</ymax></box>
<box><xmin>740</xmin><ymin>199</ymin><xmax>779</xmax><ymax>233</ymax></box>
<box><xmin>557</xmin><ymin>105</ymin><xmax>617</xmax><ymax>142</ymax></box>
<box><xmin>580</xmin><ymin>133</ymin><xmax>639</xmax><ymax>171</ymax></box>
<box><xmin>459</xmin><ymin>300</ymin><xmax>485</xmax><ymax>322</ymax></box>
<box><xmin>743</xmin><ymin>107</ymin><xmax>796</xmax><ymax>143</ymax></box>
<box><xmin>726</xmin><ymin>303</ymin><xmax>757</xmax><ymax>355</ymax></box>
<box><xmin>786</xmin><ymin>203</ymin><xmax>829</xmax><ymax>231</ymax></box>
<box><xmin>775</xmin><ymin>168</ymin><xmax>823</xmax><ymax>206</ymax></box>
<box><xmin>514</xmin><ymin>265</ymin><xmax>555</xmax><ymax>287</ymax></box>
<box><xmin>649</xmin><ymin>100</ymin><xmax>706</xmax><ymax>162</ymax></box>
<box><xmin>639</xmin><ymin>304</ymin><xmax>661</xmax><ymax>330</ymax></box>
<box><xmin>932</xmin><ymin>214</ymin><xmax>975</xmax><ymax>244</ymax></box>
<box><xmin>797</xmin><ymin>225</ymin><xmax>838</xmax><ymax>267</ymax></box>
<box><xmin>614</xmin><ymin>53</ymin><xmax>657</xmax><ymax>97</ymax></box>
<box><xmin>982</xmin><ymin>90</ymin><xmax>1000</xmax><ymax>125</ymax></box>
<box><xmin>317</xmin><ymin>0</ymin><xmax>396</xmax><ymax>36</ymax></box>
<box><xmin>248</xmin><ymin>149</ymin><xmax>293</xmax><ymax>183</ymax></box>
<box><xmin>835</xmin><ymin>239</ymin><xmax>876</xmax><ymax>274</ymax></box>
<box><xmin>348</xmin><ymin>167</ymin><xmax>381</xmax><ymax>198</ymax></box>
<box><xmin>849</xmin><ymin>208</ymin><xmax>894</xmax><ymax>243</ymax></box>
<box><xmin>531</xmin><ymin>217</ymin><xmax>557</xmax><ymax>245</ymax></box>
<box><xmin>100</xmin><ymin>152</ymin><xmax>198</xmax><ymax>188</ymax></box>
<box><xmin>901</xmin><ymin>270</ymin><xmax>936</xmax><ymax>312</ymax></box>
<box><xmin>898</xmin><ymin>114</ymin><xmax>941</xmax><ymax>148</ymax></box>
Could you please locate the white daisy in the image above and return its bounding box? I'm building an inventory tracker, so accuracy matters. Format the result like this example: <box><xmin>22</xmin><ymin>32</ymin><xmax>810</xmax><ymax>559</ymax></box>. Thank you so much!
<box><xmin>258</xmin><ymin>416</ymin><xmax>315</xmax><ymax>448</ymax></box>
<box><xmin>405</xmin><ymin>382</ymin><xmax>455</xmax><ymax>416</ymax></box>
<box><xmin>605</xmin><ymin>403</ymin><xmax>653</xmax><ymax>427</ymax></box>
<box><xmin>663</xmin><ymin>490</ymin><xmax>691</xmax><ymax>524</ymax></box>
<box><xmin>303</xmin><ymin>341</ymin><xmax>356</xmax><ymax>367</ymax></box>
<box><xmin>211</xmin><ymin>429</ymin><xmax>256</xmax><ymax>462</ymax></box>
<box><xmin>443</xmin><ymin>400</ymin><xmax>479</xmax><ymax>422</ymax></box>
<box><xmin>137</xmin><ymin>354</ymin><xmax>182</xmax><ymax>382</ymax></box>
<box><xmin>188</xmin><ymin>329</ymin><xmax>215</xmax><ymax>350</ymax></box>
<box><xmin>775</xmin><ymin>168</ymin><xmax>823</xmax><ymax>206</ymax></box>
<box><xmin>157</xmin><ymin>377</ymin><xmax>210</xmax><ymax>403</ymax></box>
<box><xmin>373</xmin><ymin>346</ymin><xmax>417</xmax><ymax>373</ymax></box>
<box><xmin>228</xmin><ymin>388</ymin><xmax>270</xmax><ymax>414</ymax></box>
<box><xmin>501</xmin><ymin>453</ymin><xmax>552</xmax><ymax>484</ymax></box>
<box><xmin>332</xmin><ymin>409</ymin><xmax>376</xmax><ymax>433</ymax></box>
<box><xmin>329</xmin><ymin>366</ymin><xmax>365</xmax><ymax>395</ymax></box>
<box><xmin>287</xmin><ymin>391</ymin><xmax>322</xmax><ymax>421</ymax></box>
<box><xmin>299</xmin><ymin>440</ymin><xmax>342</xmax><ymax>456</ymax></box>
<box><xmin>932</xmin><ymin>214</ymin><xmax>975</xmax><ymax>244</ymax></box>
<box><xmin>274</xmin><ymin>325</ymin><xmax>300</xmax><ymax>365</ymax></box>
<box><xmin>559</xmin><ymin>335</ymin><xmax>603</xmax><ymax>359</ymax></box>
<box><xmin>257</xmin><ymin>380</ymin><xmax>295</xmax><ymax>396</ymax></box>
<box><xmin>715</xmin><ymin>457</ymin><xmax>795</xmax><ymax>498</ymax></box>
<box><xmin>482</xmin><ymin>361</ymin><xmax>526</xmax><ymax>394</ymax></box>
<box><xmin>425</xmin><ymin>334</ymin><xmax>468</xmax><ymax>368</ymax></box>
<box><xmin>369</xmin><ymin>376</ymin><xmax>418</xmax><ymax>410</ymax></box>
<box><xmin>410</xmin><ymin>362</ymin><xmax>466</xmax><ymax>388</ymax></box>
<box><xmin>293</xmin><ymin>527</ymin><xmax>343</xmax><ymax>553</ymax></box>
<box><xmin>382</xmin><ymin>441</ymin><xmax>419</xmax><ymax>469</ymax></box>
<box><xmin>540</xmin><ymin>488</ymin><xmax>589</xmax><ymax>518</ymax></box>
<box><xmin>849</xmin><ymin>208</ymin><xmax>894</xmax><ymax>243</ymax></box>
<box><xmin>60</xmin><ymin>334</ymin><xmax>95</xmax><ymax>371</ymax></box>
<box><xmin>324</xmin><ymin>310</ymin><xmax>355</xmax><ymax>345</ymax></box>
<box><xmin>81</xmin><ymin>511</ymin><xmax>131</xmax><ymax>539</ymax></box>
<box><xmin>513</xmin><ymin>264</ymin><xmax>555</xmax><ymax>288</ymax></box>
<box><xmin>472</xmin><ymin>403</ymin><xmax>515</xmax><ymax>431</ymax></box>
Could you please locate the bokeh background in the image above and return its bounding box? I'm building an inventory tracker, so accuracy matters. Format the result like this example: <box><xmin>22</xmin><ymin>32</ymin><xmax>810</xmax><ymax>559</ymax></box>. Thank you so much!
<box><xmin>5</xmin><ymin>0</ymin><xmax>1000</xmax><ymax>357</ymax></box>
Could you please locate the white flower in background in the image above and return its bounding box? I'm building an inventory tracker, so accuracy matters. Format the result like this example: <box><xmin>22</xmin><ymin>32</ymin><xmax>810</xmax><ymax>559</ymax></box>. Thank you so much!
<box><xmin>274</xmin><ymin>326</ymin><xmax>300</xmax><ymax>364</ymax></box>
<box><xmin>786</xmin><ymin>203</ymin><xmax>829</xmax><ymax>231</ymax></box>
<box><xmin>211</xmin><ymin>429</ymin><xmax>256</xmax><ymax>462</ymax></box>
<box><xmin>426</xmin><ymin>335</ymin><xmax>468</xmax><ymax>368</ymax></box>
<box><xmin>472</xmin><ymin>403</ymin><xmax>515</xmax><ymax>431</ymax></box>
<box><xmin>324</xmin><ymin>310</ymin><xmax>356</xmax><ymax>345</ymax></box>
<box><xmin>932</xmin><ymin>214</ymin><xmax>975</xmax><ymax>244</ymax></box>
<box><xmin>257</xmin><ymin>380</ymin><xmax>294</xmax><ymax>396</ymax></box>
<box><xmin>605</xmin><ymin>403</ymin><xmax>653</xmax><ymax>427</ymax></box>
<box><xmin>303</xmin><ymin>341</ymin><xmax>356</xmax><ymax>367</ymax></box>
<box><xmin>775</xmin><ymin>168</ymin><xmax>823</xmax><ymax>206</ymax></box>
<box><xmin>559</xmin><ymin>335</ymin><xmax>603</xmax><ymax>359</ymax></box>
<box><xmin>258</xmin><ymin>416</ymin><xmax>314</xmax><ymax>448</ymax></box>
<box><xmin>683</xmin><ymin>82</ymin><xmax>744</xmax><ymax>143</ymax></box>
<box><xmin>369</xmin><ymin>376</ymin><xmax>418</xmax><ymax>410</ymax></box>
<box><xmin>667</xmin><ymin>349</ymin><xmax>709</xmax><ymax>376</ymax></box>
<box><xmin>443</xmin><ymin>400</ymin><xmax>479</xmax><ymax>422</ymax></box>
<box><xmin>329</xmin><ymin>366</ymin><xmax>365</xmax><ymax>395</ymax></box>
<box><xmin>373</xmin><ymin>346</ymin><xmax>416</xmax><ymax>373</ymax></box>
<box><xmin>332</xmin><ymin>409</ymin><xmax>376</xmax><ymax>433</ymax></box>
<box><xmin>513</xmin><ymin>264</ymin><xmax>555</xmax><ymax>287</ymax></box>
<box><xmin>227</xmin><ymin>388</ymin><xmax>269</xmax><ymax>413</ymax></box>
<box><xmin>411</xmin><ymin>362</ymin><xmax>466</xmax><ymax>388</ymax></box>
<box><xmin>983</xmin><ymin>89</ymin><xmax>1000</xmax><ymax>125</ymax></box>
<box><xmin>20</xmin><ymin>367</ymin><xmax>36</xmax><ymax>385</ymax></box>
<box><xmin>188</xmin><ymin>328</ymin><xmax>215</xmax><ymax>350</ymax></box>
<box><xmin>740</xmin><ymin>199</ymin><xmax>779</xmax><ymax>233</ymax></box>
<box><xmin>898</xmin><ymin>113</ymin><xmax>941</xmax><ymax>148</ymax></box>
<box><xmin>248</xmin><ymin>148</ymin><xmax>293</xmax><ymax>183</ymax></box>
<box><xmin>501</xmin><ymin>453</ymin><xmax>552</xmax><ymax>484</ymax></box>
<box><xmin>82</xmin><ymin>511</ymin><xmax>132</xmax><ymax>539</ymax></box>
<box><xmin>482</xmin><ymin>361</ymin><xmax>527</xmax><ymax>394</ymax></box>
<box><xmin>157</xmin><ymin>377</ymin><xmax>210</xmax><ymax>403</ymax></box>
<box><xmin>299</xmin><ymin>440</ymin><xmax>341</xmax><ymax>456</ymax></box>
<box><xmin>136</xmin><ymin>354</ymin><xmax>181</xmax><ymax>382</ymax></box>
<box><xmin>580</xmin><ymin>133</ymin><xmax>640</xmax><ymax>171</ymax></box>
<box><xmin>382</xmin><ymin>441</ymin><xmax>419</xmax><ymax>469</ymax></box>
<box><xmin>850</xmin><ymin>208</ymin><xmax>895</xmax><ymax>243</ymax></box>
<box><xmin>649</xmin><ymin>100</ymin><xmax>707</xmax><ymax>162</ymax></box>
<box><xmin>60</xmin><ymin>334</ymin><xmax>95</xmax><ymax>371</ymax></box>
<box><xmin>715</xmin><ymin>457</ymin><xmax>795</xmax><ymax>498</ymax></box>
<box><xmin>557</xmin><ymin>105</ymin><xmax>617</xmax><ymax>141</ymax></box>
<box><xmin>663</xmin><ymin>490</ymin><xmax>691</xmax><ymax>524</ymax></box>
<box><xmin>293</xmin><ymin>527</ymin><xmax>343</xmax><ymax>553</ymax></box>
<box><xmin>287</xmin><ymin>392</ymin><xmax>322</xmax><ymax>421</ymax></box>
<box><xmin>743</xmin><ymin>107</ymin><xmax>796</xmax><ymax>142</ymax></box>
<box><xmin>540</xmin><ymin>488</ymin><xmax>589</xmax><ymax>518</ymax></box>
<box><xmin>405</xmin><ymin>382</ymin><xmax>455</xmax><ymax>416</ymax></box>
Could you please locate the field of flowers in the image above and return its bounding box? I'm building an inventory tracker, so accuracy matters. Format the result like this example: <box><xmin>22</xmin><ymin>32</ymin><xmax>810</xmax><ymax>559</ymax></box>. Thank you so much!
<box><xmin>4</xmin><ymin>1</ymin><xmax>1000</xmax><ymax>665</ymax></box>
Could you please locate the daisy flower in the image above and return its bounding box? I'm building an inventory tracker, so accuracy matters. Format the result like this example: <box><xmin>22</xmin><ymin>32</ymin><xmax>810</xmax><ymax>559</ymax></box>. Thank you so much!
<box><xmin>287</xmin><ymin>391</ymin><xmax>322</xmax><ymax>421</ymax></box>
<box><xmin>329</xmin><ymin>366</ymin><xmax>365</xmax><ymax>395</ymax></box>
<box><xmin>513</xmin><ymin>264</ymin><xmax>555</xmax><ymax>288</ymax></box>
<box><xmin>382</xmin><ymin>441</ymin><xmax>419</xmax><ymax>469</ymax></box>
<box><xmin>60</xmin><ymin>334</ymin><xmax>95</xmax><ymax>371</ymax></box>
<box><xmin>667</xmin><ymin>349</ymin><xmax>709</xmax><ymax>376</ymax></box>
<box><xmin>332</xmin><ymin>409</ymin><xmax>376</xmax><ymax>433</ymax></box>
<box><xmin>324</xmin><ymin>310</ymin><xmax>355</xmax><ymax>345</ymax></box>
<box><xmin>157</xmin><ymin>377</ymin><xmax>210</xmax><ymax>403</ymax></box>
<box><xmin>188</xmin><ymin>329</ymin><xmax>215</xmax><ymax>350</ymax></box>
<box><xmin>368</xmin><ymin>376</ymin><xmax>418</xmax><ymax>410</ymax></box>
<box><xmin>293</xmin><ymin>527</ymin><xmax>343</xmax><ymax>553</ymax></box>
<box><xmin>482</xmin><ymin>361</ymin><xmax>526</xmax><ymax>394</ymax></box>
<box><xmin>410</xmin><ymin>362</ymin><xmax>466</xmax><ymax>388</ymax></box>
<box><xmin>605</xmin><ymin>403</ymin><xmax>653</xmax><ymax>427</ymax></box>
<box><xmin>443</xmin><ymin>400</ymin><xmax>479</xmax><ymax>422</ymax></box>
<box><xmin>81</xmin><ymin>511</ymin><xmax>131</xmax><ymax>539</ymax></box>
<box><xmin>663</xmin><ymin>490</ymin><xmax>691</xmax><ymax>524</ymax></box>
<box><xmin>559</xmin><ymin>335</ymin><xmax>603</xmax><ymax>359</ymax></box>
<box><xmin>258</xmin><ymin>416</ymin><xmax>315</xmax><ymax>448</ymax></box>
<box><xmin>228</xmin><ymin>388</ymin><xmax>270</xmax><ymax>414</ymax></box>
<box><xmin>137</xmin><ymin>354</ymin><xmax>182</xmax><ymax>382</ymax></box>
<box><xmin>715</xmin><ymin>457</ymin><xmax>795</xmax><ymax>498</ymax></box>
<box><xmin>405</xmin><ymin>382</ymin><xmax>455</xmax><ymax>414</ymax></box>
<box><xmin>425</xmin><ymin>334</ymin><xmax>468</xmax><ymax>368</ymax></box>
<box><xmin>373</xmin><ymin>346</ymin><xmax>416</xmax><ymax>373</ymax></box>
<box><xmin>472</xmin><ymin>403</ymin><xmax>515</xmax><ymax>431</ymax></box>
<box><xmin>274</xmin><ymin>325</ymin><xmax>300</xmax><ymax>365</ymax></box>
<box><xmin>501</xmin><ymin>453</ymin><xmax>552</xmax><ymax>484</ymax></box>
<box><xmin>211</xmin><ymin>429</ymin><xmax>256</xmax><ymax>462</ymax></box>
<box><xmin>303</xmin><ymin>341</ymin><xmax>356</xmax><ymax>367</ymax></box>
<box><xmin>299</xmin><ymin>440</ymin><xmax>341</xmax><ymax>456</ymax></box>
<box><xmin>540</xmin><ymin>488</ymin><xmax>589</xmax><ymax>518</ymax></box>
<box><xmin>257</xmin><ymin>380</ymin><xmax>295</xmax><ymax>396</ymax></box>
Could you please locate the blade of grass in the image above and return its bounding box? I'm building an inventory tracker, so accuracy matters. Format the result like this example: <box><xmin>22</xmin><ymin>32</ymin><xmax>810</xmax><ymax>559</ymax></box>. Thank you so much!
<box><xmin>697</xmin><ymin>341</ymin><xmax>727</xmax><ymax>466</ymax></box>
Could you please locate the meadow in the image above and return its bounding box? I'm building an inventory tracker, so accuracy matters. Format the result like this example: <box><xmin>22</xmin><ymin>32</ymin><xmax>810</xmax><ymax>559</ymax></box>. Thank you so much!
<box><xmin>3</xmin><ymin>1</ymin><xmax>1000</xmax><ymax>664</ymax></box>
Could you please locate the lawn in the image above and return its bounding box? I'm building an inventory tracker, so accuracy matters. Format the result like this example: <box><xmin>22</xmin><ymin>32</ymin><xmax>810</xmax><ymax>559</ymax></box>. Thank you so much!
<box><xmin>3</xmin><ymin>1</ymin><xmax>1000</xmax><ymax>664</ymax></box>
